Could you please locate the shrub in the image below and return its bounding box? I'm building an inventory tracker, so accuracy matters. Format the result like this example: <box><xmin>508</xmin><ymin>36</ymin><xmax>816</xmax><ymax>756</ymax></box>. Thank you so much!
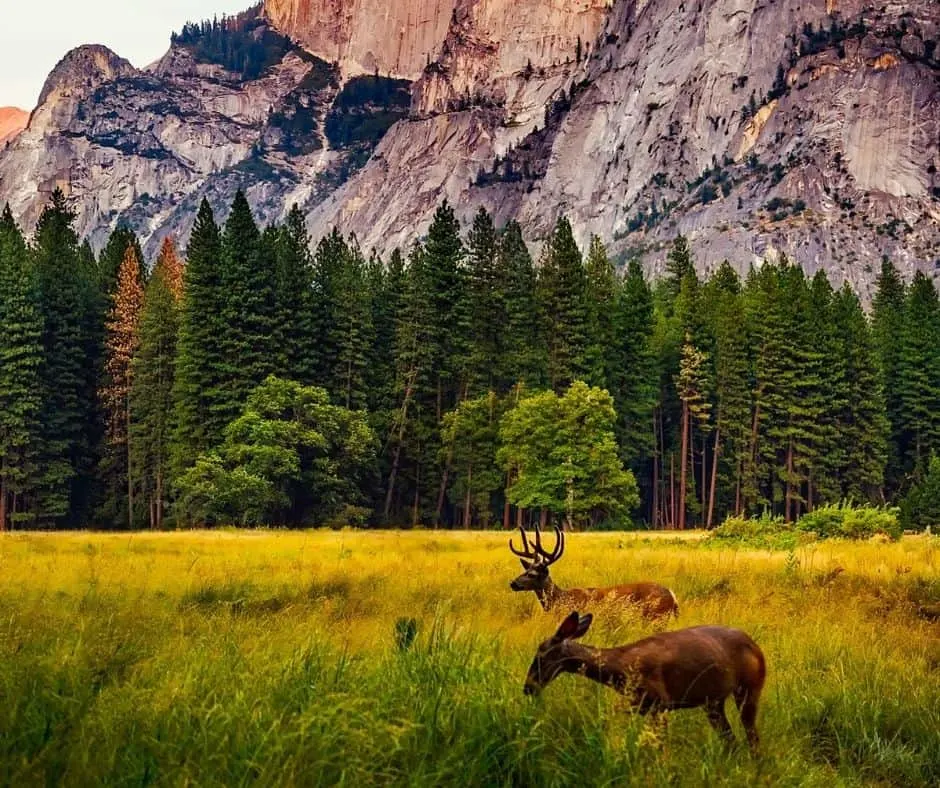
<box><xmin>798</xmin><ymin>503</ymin><xmax>901</xmax><ymax>541</ymax></box>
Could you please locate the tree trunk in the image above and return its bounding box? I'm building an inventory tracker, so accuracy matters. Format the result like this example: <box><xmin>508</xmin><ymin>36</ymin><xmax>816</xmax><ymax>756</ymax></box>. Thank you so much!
<box><xmin>384</xmin><ymin>371</ymin><xmax>415</xmax><ymax>521</ymax></box>
<box><xmin>651</xmin><ymin>411</ymin><xmax>659</xmax><ymax>528</ymax></box>
<box><xmin>126</xmin><ymin>397</ymin><xmax>134</xmax><ymax>530</ymax></box>
<box><xmin>463</xmin><ymin>464</ymin><xmax>473</xmax><ymax>529</ymax></box>
<box><xmin>700</xmin><ymin>434</ymin><xmax>707</xmax><ymax>525</ymax></box>
<box><xmin>747</xmin><ymin>399</ymin><xmax>761</xmax><ymax>512</ymax></box>
<box><xmin>155</xmin><ymin>460</ymin><xmax>164</xmax><ymax>530</ymax></box>
<box><xmin>785</xmin><ymin>437</ymin><xmax>794</xmax><ymax>524</ymax></box>
<box><xmin>503</xmin><ymin>472</ymin><xmax>511</xmax><ymax>529</ymax></box>
<box><xmin>669</xmin><ymin>452</ymin><xmax>676</xmax><ymax>530</ymax></box>
<box><xmin>707</xmin><ymin>425</ymin><xmax>721</xmax><ymax>530</ymax></box>
<box><xmin>540</xmin><ymin>508</ymin><xmax>548</xmax><ymax>528</ymax></box>
<box><xmin>0</xmin><ymin>476</ymin><xmax>6</xmax><ymax>533</ymax></box>
<box><xmin>678</xmin><ymin>401</ymin><xmax>689</xmax><ymax>530</ymax></box>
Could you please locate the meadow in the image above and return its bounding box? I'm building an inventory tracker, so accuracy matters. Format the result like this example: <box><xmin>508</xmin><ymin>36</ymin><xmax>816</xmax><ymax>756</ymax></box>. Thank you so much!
<box><xmin>0</xmin><ymin>530</ymin><xmax>937</xmax><ymax>787</ymax></box>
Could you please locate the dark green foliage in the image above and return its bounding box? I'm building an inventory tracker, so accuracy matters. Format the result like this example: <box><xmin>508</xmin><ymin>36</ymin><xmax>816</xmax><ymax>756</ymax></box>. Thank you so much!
<box><xmin>583</xmin><ymin>236</ymin><xmax>618</xmax><ymax>390</ymax></box>
<box><xmin>171</xmin><ymin>7</ymin><xmax>294</xmax><ymax>81</ymax></box>
<box><xmin>324</xmin><ymin>75</ymin><xmax>411</xmax><ymax>149</ymax></box>
<box><xmin>171</xmin><ymin>199</ymin><xmax>225</xmax><ymax>482</ymax></box>
<box><xmin>0</xmin><ymin>207</ymin><xmax>42</xmax><ymax>529</ymax></box>
<box><xmin>217</xmin><ymin>191</ymin><xmax>278</xmax><ymax>427</ymax></box>
<box><xmin>897</xmin><ymin>272</ymin><xmax>940</xmax><ymax>477</ymax></box>
<box><xmin>272</xmin><ymin>206</ymin><xmax>317</xmax><ymax>385</ymax></box>
<box><xmin>31</xmin><ymin>190</ymin><xmax>101</xmax><ymax>526</ymax></box>
<box><xmin>176</xmin><ymin>376</ymin><xmax>377</xmax><ymax>526</ymax></box>
<box><xmin>872</xmin><ymin>258</ymin><xmax>908</xmax><ymax>491</ymax></box>
<box><xmin>500</xmin><ymin>222</ymin><xmax>544</xmax><ymax>389</ymax></box>
<box><xmin>130</xmin><ymin>244</ymin><xmax>181</xmax><ymax>530</ymax></box>
<box><xmin>900</xmin><ymin>454</ymin><xmax>940</xmax><ymax>531</ymax></box>
<box><xmin>465</xmin><ymin>207</ymin><xmax>506</xmax><ymax>393</ymax></box>
<box><xmin>538</xmin><ymin>217</ymin><xmax>587</xmax><ymax>391</ymax></box>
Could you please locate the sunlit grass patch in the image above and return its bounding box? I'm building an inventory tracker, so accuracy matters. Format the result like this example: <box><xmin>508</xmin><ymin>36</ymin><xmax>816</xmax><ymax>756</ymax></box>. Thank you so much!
<box><xmin>0</xmin><ymin>530</ymin><xmax>937</xmax><ymax>785</ymax></box>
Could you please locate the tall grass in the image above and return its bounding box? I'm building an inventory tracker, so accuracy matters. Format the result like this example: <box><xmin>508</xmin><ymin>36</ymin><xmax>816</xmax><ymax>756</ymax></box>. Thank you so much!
<box><xmin>0</xmin><ymin>530</ymin><xmax>937</xmax><ymax>786</ymax></box>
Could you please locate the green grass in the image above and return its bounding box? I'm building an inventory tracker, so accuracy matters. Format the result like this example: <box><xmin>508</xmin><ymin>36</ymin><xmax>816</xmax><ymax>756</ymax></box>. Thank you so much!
<box><xmin>0</xmin><ymin>531</ymin><xmax>938</xmax><ymax>786</ymax></box>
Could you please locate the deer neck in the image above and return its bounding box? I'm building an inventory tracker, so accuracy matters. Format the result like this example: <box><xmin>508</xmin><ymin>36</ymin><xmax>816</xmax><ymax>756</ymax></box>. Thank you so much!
<box><xmin>536</xmin><ymin>576</ymin><xmax>563</xmax><ymax>611</ymax></box>
<box><xmin>561</xmin><ymin>642</ymin><xmax>627</xmax><ymax>692</ymax></box>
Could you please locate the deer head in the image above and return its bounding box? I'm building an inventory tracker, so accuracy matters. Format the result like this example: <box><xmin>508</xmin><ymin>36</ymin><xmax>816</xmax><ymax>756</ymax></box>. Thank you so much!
<box><xmin>509</xmin><ymin>525</ymin><xmax>564</xmax><ymax>593</ymax></box>
<box><xmin>523</xmin><ymin>611</ymin><xmax>593</xmax><ymax>695</ymax></box>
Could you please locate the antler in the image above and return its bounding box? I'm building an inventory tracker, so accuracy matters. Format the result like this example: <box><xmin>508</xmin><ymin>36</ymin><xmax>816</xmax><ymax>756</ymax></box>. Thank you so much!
<box><xmin>534</xmin><ymin>525</ymin><xmax>564</xmax><ymax>566</ymax></box>
<box><xmin>511</xmin><ymin>525</ymin><xmax>565</xmax><ymax>565</ymax></box>
<box><xmin>509</xmin><ymin>527</ymin><xmax>536</xmax><ymax>560</ymax></box>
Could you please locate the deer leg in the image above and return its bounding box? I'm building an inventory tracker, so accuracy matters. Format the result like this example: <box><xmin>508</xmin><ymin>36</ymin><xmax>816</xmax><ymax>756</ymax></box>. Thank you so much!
<box><xmin>733</xmin><ymin>688</ymin><xmax>761</xmax><ymax>754</ymax></box>
<box><xmin>705</xmin><ymin>699</ymin><xmax>734</xmax><ymax>746</ymax></box>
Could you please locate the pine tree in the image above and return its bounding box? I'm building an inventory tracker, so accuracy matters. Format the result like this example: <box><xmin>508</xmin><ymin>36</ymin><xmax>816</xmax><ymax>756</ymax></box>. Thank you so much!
<box><xmin>273</xmin><ymin>205</ymin><xmax>317</xmax><ymax>384</ymax></box>
<box><xmin>0</xmin><ymin>207</ymin><xmax>42</xmax><ymax>530</ymax></box>
<box><xmin>538</xmin><ymin>216</ymin><xmax>587</xmax><ymax>391</ymax></box>
<box><xmin>100</xmin><ymin>246</ymin><xmax>145</xmax><ymax>528</ymax></box>
<box><xmin>32</xmin><ymin>189</ymin><xmax>99</xmax><ymax>525</ymax></box>
<box><xmin>465</xmin><ymin>207</ymin><xmax>504</xmax><ymax>393</ymax></box>
<box><xmin>871</xmin><ymin>257</ymin><xmax>907</xmax><ymax>492</ymax></box>
<box><xmin>172</xmin><ymin>199</ymin><xmax>225</xmax><ymax>482</ymax></box>
<box><xmin>897</xmin><ymin>272</ymin><xmax>940</xmax><ymax>477</ymax></box>
<box><xmin>703</xmin><ymin>262</ymin><xmax>751</xmax><ymax>522</ymax></box>
<box><xmin>500</xmin><ymin>221</ymin><xmax>544</xmax><ymax>389</ymax></box>
<box><xmin>675</xmin><ymin>332</ymin><xmax>711</xmax><ymax>528</ymax></box>
<box><xmin>98</xmin><ymin>226</ymin><xmax>144</xmax><ymax>297</ymax></box>
<box><xmin>832</xmin><ymin>283</ymin><xmax>888</xmax><ymax>501</ymax></box>
<box><xmin>131</xmin><ymin>239</ymin><xmax>182</xmax><ymax>529</ymax></box>
<box><xmin>583</xmin><ymin>236</ymin><xmax>617</xmax><ymax>390</ymax></box>
<box><xmin>334</xmin><ymin>237</ymin><xmax>374</xmax><ymax>411</ymax></box>
<box><xmin>217</xmin><ymin>191</ymin><xmax>276</xmax><ymax>426</ymax></box>
<box><xmin>609</xmin><ymin>260</ymin><xmax>659</xmax><ymax>508</ymax></box>
<box><xmin>665</xmin><ymin>235</ymin><xmax>695</xmax><ymax>300</ymax></box>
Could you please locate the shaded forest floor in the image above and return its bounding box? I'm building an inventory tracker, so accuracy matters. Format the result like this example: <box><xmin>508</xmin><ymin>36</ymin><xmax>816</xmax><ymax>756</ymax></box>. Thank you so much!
<box><xmin>0</xmin><ymin>530</ymin><xmax>937</xmax><ymax>786</ymax></box>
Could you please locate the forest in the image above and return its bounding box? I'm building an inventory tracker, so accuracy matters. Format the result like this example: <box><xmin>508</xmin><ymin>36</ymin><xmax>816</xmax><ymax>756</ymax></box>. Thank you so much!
<box><xmin>0</xmin><ymin>190</ymin><xmax>938</xmax><ymax>531</ymax></box>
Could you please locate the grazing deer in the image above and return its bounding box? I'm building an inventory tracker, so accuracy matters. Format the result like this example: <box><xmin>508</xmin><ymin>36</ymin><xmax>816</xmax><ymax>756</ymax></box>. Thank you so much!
<box><xmin>524</xmin><ymin>611</ymin><xmax>766</xmax><ymax>752</ymax></box>
<box><xmin>509</xmin><ymin>525</ymin><xmax>678</xmax><ymax>619</ymax></box>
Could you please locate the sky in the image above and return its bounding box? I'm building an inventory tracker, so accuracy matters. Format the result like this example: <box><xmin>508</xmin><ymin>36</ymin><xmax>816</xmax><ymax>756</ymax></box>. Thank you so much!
<box><xmin>0</xmin><ymin>1</ymin><xmax>253</xmax><ymax>110</ymax></box>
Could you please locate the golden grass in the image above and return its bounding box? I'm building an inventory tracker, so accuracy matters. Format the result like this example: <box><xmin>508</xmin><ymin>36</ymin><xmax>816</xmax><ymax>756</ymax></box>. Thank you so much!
<box><xmin>0</xmin><ymin>529</ymin><xmax>937</xmax><ymax>786</ymax></box>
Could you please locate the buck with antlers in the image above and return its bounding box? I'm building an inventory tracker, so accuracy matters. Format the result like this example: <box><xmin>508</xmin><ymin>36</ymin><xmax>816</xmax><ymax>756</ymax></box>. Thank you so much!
<box><xmin>509</xmin><ymin>525</ymin><xmax>679</xmax><ymax>619</ymax></box>
<box><xmin>524</xmin><ymin>612</ymin><xmax>765</xmax><ymax>752</ymax></box>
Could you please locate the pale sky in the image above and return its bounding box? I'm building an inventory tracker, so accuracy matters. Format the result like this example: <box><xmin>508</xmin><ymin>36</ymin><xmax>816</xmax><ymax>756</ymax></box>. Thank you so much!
<box><xmin>1</xmin><ymin>1</ymin><xmax>253</xmax><ymax>109</ymax></box>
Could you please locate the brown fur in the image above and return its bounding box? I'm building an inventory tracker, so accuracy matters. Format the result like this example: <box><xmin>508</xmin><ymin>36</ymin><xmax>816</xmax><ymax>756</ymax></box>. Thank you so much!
<box><xmin>509</xmin><ymin>527</ymin><xmax>679</xmax><ymax>619</ymax></box>
<box><xmin>525</xmin><ymin>613</ymin><xmax>766</xmax><ymax>751</ymax></box>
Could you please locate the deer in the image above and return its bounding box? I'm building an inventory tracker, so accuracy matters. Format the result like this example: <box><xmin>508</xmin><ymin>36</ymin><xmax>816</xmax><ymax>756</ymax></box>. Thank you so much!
<box><xmin>523</xmin><ymin>611</ymin><xmax>766</xmax><ymax>752</ymax></box>
<box><xmin>508</xmin><ymin>525</ymin><xmax>679</xmax><ymax>619</ymax></box>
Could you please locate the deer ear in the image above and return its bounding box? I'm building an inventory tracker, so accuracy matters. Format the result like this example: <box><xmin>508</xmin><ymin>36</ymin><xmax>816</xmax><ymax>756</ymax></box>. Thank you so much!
<box><xmin>572</xmin><ymin>613</ymin><xmax>593</xmax><ymax>640</ymax></box>
<box><xmin>554</xmin><ymin>611</ymin><xmax>583</xmax><ymax>640</ymax></box>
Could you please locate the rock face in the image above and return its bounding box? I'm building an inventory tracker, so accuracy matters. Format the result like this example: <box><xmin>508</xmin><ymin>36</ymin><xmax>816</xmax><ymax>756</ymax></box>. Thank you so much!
<box><xmin>0</xmin><ymin>107</ymin><xmax>28</xmax><ymax>145</ymax></box>
<box><xmin>0</xmin><ymin>0</ymin><xmax>937</xmax><ymax>293</ymax></box>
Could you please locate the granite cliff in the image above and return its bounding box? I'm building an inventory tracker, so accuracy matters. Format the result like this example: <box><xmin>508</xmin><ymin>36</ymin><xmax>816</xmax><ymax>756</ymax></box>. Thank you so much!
<box><xmin>0</xmin><ymin>107</ymin><xmax>28</xmax><ymax>145</ymax></box>
<box><xmin>0</xmin><ymin>0</ymin><xmax>936</xmax><ymax>291</ymax></box>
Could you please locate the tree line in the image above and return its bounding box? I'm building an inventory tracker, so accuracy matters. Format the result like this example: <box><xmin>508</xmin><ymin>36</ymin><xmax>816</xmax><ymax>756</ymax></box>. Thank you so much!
<box><xmin>0</xmin><ymin>190</ymin><xmax>936</xmax><ymax>530</ymax></box>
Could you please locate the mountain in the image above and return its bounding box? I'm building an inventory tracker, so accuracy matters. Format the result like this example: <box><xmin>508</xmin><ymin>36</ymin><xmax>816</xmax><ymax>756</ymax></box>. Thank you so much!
<box><xmin>0</xmin><ymin>107</ymin><xmax>27</xmax><ymax>145</ymax></box>
<box><xmin>0</xmin><ymin>0</ymin><xmax>937</xmax><ymax>294</ymax></box>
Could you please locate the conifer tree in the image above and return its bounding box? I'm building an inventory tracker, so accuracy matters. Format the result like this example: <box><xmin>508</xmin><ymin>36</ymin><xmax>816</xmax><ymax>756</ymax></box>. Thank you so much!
<box><xmin>832</xmin><ymin>283</ymin><xmax>887</xmax><ymax>500</ymax></box>
<box><xmin>101</xmin><ymin>245</ymin><xmax>145</xmax><ymax>528</ymax></box>
<box><xmin>218</xmin><ymin>191</ymin><xmax>276</xmax><ymax>425</ymax></box>
<box><xmin>131</xmin><ymin>239</ymin><xmax>183</xmax><ymax>529</ymax></box>
<box><xmin>32</xmin><ymin>189</ymin><xmax>99</xmax><ymax>525</ymax></box>
<box><xmin>0</xmin><ymin>207</ymin><xmax>42</xmax><ymax>530</ymax></box>
<box><xmin>172</xmin><ymin>199</ymin><xmax>225</xmax><ymax>481</ymax></box>
<box><xmin>610</xmin><ymin>260</ymin><xmax>658</xmax><ymax>502</ymax></box>
<box><xmin>583</xmin><ymin>236</ymin><xmax>618</xmax><ymax>390</ymax></box>
<box><xmin>872</xmin><ymin>257</ymin><xmax>907</xmax><ymax>491</ymax></box>
<box><xmin>500</xmin><ymin>221</ymin><xmax>544</xmax><ymax>389</ymax></box>
<box><xmin>334</xmin><ymin>237</ymin><xmax>374</xmax><ymax>411</ymax></box>
<box><xmin>274</xmin><ymin>205</ymin><xmax>317</xmax><ymax>384</ymax></box>
<box><xmin>703</xmin><ymin>262</ymin><xmax>751</xmax><ymax>522</ymax></box>
<box><xmin>897</xmin><ymin>271</ymin><xmax>940</xmax><ymax>476</ymax></box>
<box><xmin>538</xmin><ymin>216</ymin><xmax>587</xmax><ymax>391</ymax></box>
<box><xmin>98</xmin><ymin>226</ymin><xmax>144</xmax><ymax>296</ymax></box>
<box><xmin>665</xmin><ymin>235</ymin><xmax>695</xmax><ymax>299</ymax></box>
<box><xmin>465</xmin><ymin>207</ymin><xmax>505</xmax><ymax>393</ymax></box>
